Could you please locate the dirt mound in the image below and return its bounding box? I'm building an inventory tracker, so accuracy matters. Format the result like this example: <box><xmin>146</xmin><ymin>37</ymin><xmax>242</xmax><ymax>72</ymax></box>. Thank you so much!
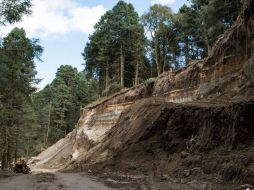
<box><xmin>74</xmin><ymin>98</ymin><xmax>254</xmax><ymax>189</ymax></box>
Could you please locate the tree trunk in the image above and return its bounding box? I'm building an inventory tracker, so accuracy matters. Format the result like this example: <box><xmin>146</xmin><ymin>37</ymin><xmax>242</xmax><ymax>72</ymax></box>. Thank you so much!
<box><xmin>45</xmin><ymin>102</ymin><xmax>52</xmax><ymax>146</ymax></box>
<box><xmin>1</xmin><ymin>150</ymin><xmax>5</xmax><ymax>170</ymax></box>
<box><xmin>185</xmin><ymin>38</ymin><xmax>190</xmax><ymax>65</ymax></box>
<box><xmin>173</xmin><ymin>52</ymin><xmax>177</xmax><ymax>69</ymax></box>
<box><xmin>163</xmin><ymin>46</ymin><xmax>168</xmax><ymax>72</ymax></box>
<box><xmin>204</xmin><ymin>31</ymin><xmax>212</xmax><ymax>56</ymax></box>
<box><xmin>150</xmin><ymin>62</ymin><xmax>153</xmax><ymax>78</ymax></box>
<box><xmin>7</xmin><ymin>139</ymin><xmax>11</xmax><ymax>169</ymax></box>
<box><xmin>105</xmin><ymin>63</ymin><xmax>109</xmax><ymax>93</ymax></box>
<box><xmin>135</xmin><ymin>60</ymin><xmax>139</xmax><ymax>86</ymax></box>
<box><xmin>14</xmin><ymin>122</ymin><xmax>20</xmax><ymax>162</ymax></box>
<box><xmin>120</xmin><ymin>44</ymin><xmax>124</xmax><ymax>89</ymax></box>
<box><xmin>154</xmin><ymin>38</ymin><xmax>161</xmax><ymax>76</ymax></box>
<box><xmin>1</xmin><ymin>127</ymin><xmax>7</xmax><ymax>170</ymax></box>
<box><xmin>208</xmin><ymin>44</ymin><xmax>212</xmax><ymax>56</ymax></box>
<box><xmin>43</xmin><ymin>124</ymin><xmax>46</xmax><ymax>147</ymax></box>
<box><xmin>26</xmin><ymin>136</ymin><xmax>30</xmax><ymax>159</ymax></box>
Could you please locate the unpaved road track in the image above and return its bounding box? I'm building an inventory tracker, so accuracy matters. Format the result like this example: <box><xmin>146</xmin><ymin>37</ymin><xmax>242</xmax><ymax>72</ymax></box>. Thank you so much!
<box><xmin>0</xmin><ymin>171</ymin><xmax>113</xmax><ymax>190</ymax></box>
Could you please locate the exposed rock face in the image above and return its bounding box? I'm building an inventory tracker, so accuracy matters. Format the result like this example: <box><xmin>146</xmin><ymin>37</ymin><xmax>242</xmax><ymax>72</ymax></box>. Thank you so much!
<box><xmin>32</xmin><ymin>0</ymin><xmax>254</xmax><ymax>188</ymax></box>
<box><xmin>31</xmin><ymin>82</ymin><xmax>155</xmax><ymax>169</ymax></box>
<box><xmin>74</xmin><ymin>99</ymin><xmax>254</xmax><ymax>184</ymax></box>
<box><xmin>153</xmin><ymin>47</ymin><xmax>252</xmax><ymax>103</ymax></box>
<box><xmin>31</xmin><ymin>102</ymin><xmax>133</xmax><ymax>169</ymax></box>
<box><xmin>153</xmin><ymin>0</ymin><xmax>254</xmax><ymax>104</ymax></box>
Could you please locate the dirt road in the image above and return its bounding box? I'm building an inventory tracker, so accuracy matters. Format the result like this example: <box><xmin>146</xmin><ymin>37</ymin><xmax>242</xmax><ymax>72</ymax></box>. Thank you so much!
<box><xmin>0</xmin><ymin>171</ymin><xmax>113</xmax><ymax>190</ymax></box>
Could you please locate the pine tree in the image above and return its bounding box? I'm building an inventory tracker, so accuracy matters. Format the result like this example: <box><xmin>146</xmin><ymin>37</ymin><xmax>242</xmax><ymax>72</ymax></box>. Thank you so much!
<box><xmin>83</xmin><ymin>1</ymin><xmax>148</xmax><ymax>94</ymax></box>
<box><xmin>33</xmin><ymin>65</ymin><xmax>91</xmax><ymax>145</ymax></box>
<box><xmin>0</xmin><ymin>0</ymin><xmax>32</xmax><ymax>25</ymax></box>
<box><xmin>0</xmin><ymin>27</ymin><xmax>43</xmax><ymax>169</ymax></box>
<box><xmin>141</xmin><ymin>4</ymin><xmax>173</xmax><ymax>75</ymax></box>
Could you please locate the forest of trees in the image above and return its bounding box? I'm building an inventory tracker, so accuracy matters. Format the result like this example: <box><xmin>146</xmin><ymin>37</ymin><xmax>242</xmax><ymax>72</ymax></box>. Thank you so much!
<box><xmin>0</xmin><ymin>0</ymin><xmax>99</xmax><ymax>169</ymax></box>
<box><xmin>0</xmin><ymin>0</ymin><xmax>38</xmax><ymax>169</ymax></box>
<box><xmin>33</xmin><ymin>65</ymin><xmax>98</xmax><ymax>145</ymax></box>
<box><xmin>0</xmin><ymin>0</ymin><xmax>241</xmax><ymax>170</ymax></box>
<box><xmin>84</xmin><ymin>0</ymin><xmax>241</xmax><ymax>94</ymax></box>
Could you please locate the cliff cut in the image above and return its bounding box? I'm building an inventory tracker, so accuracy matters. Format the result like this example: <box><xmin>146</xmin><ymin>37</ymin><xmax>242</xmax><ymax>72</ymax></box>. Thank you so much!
<box><xmin>31</xmin><ymin>0</ymin><xmax>254</xmax><ymax>189</ymax></box>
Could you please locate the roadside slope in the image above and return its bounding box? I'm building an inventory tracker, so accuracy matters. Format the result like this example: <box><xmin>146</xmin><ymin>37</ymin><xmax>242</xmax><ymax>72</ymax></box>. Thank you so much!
<box><xmin>32</xmin><ymin>0</ymin><xmax>254</xmax><ymax>189</ymax></box>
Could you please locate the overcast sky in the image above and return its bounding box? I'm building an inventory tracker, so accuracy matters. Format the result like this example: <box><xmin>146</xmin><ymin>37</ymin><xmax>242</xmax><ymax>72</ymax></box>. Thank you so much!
<box><xmin>1</xmin><ymin>0</ymin><xmax>188</xmax><ymax>89</ymax></box>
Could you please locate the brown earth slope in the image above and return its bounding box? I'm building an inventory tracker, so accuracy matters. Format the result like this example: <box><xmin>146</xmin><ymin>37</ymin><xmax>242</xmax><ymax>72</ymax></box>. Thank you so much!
<box><xmin>74</xmin><ymin>98</ymin><xmax>254</xmax><ymax>189</ymax></box>
<box><xmin>32</xmin><ymin>0</ymin><xmax>254</xmax><ymax>189</ymax></box>
<box><xmin>67</xmin><ymin>0</ymin><xmax>254</xmax><ymax>189</ymax></box>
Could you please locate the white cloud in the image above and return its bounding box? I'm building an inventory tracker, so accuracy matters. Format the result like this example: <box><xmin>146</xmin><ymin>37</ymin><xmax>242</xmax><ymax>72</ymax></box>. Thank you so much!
<box><xmin>152</xmin><ymin>0</ymin><xmax>176</xmax><ymax>5</ymax></box>
<box><xmin>0</xmin><ymin>0</ymin><xmax>107</xmax><ymax>38</ymax></box>
<box><xmin>69</xmin><ymin>5</ymin><xmax>106</xmax><ymax>35</ymax></box>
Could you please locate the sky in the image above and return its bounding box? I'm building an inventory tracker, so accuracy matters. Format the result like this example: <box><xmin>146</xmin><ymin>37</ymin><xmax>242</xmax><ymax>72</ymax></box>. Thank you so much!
<box><xmin>1</xmin><ymin>0</ymin><xmax>188</xmax><ymax>89</ymax></box>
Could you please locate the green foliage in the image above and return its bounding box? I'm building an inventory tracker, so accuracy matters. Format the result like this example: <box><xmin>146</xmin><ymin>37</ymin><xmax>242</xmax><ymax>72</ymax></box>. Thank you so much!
<box><xmin>0</xmin><ymin>0</ymin><xmax>32</xmax><ymax>25</ymax></box>
<box><xmin>87</xmin><ymin>78</ymin><xmax>99</xmax><ymax>103</ymax></box>
<box><xmin>140</xmin><ymin>0</ymin><xmax>241</xmax><ymax>71</ymax></box>
<box><xmin>0</xmin><ymin>27</ymin><xmax>43</xmax><ymax>167</ymax></box>
<box><xmin>174</xmin><ymin>4</ymin><xmax>206</xmax><ymax>63</ymax></box>
<box><xmin>33</xmin><ymin>65</ymin><xmax>91</xmax><ymax>145</ymax></box>
<box><xmin>141</xmin><ymin>4</ymin><xmax>176</xmax><ymax>74</ymax></box>
<box><xmin>187</xmin><ymin>0</ymin><xmax>241</xmax><ymax>54</ymax></box>
<box><xmin>83</xmin><ymin>0</ymin><xmax>148</xmax><ymax>94</ymax></box>
<box><xmin>84</xmin><ymin>0</ymin><xmax>241</xmax><ymax>93</ymax></box>
<box><xmin>1</xmin><ymin>28</ymin><xmax>43</xmax><ymax>96</ymax></box>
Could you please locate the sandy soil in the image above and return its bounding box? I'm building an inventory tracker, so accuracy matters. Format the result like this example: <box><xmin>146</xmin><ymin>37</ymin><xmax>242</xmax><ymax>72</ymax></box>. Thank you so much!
<box><xmin>72</xmin><ymin>98</ymin><xmax>254</xmax><ymax>190</ymax></box>
<box><xmin>0</xmin><ymin>169</ymin><xmax>113</xmax><ymax>190</ymax></box>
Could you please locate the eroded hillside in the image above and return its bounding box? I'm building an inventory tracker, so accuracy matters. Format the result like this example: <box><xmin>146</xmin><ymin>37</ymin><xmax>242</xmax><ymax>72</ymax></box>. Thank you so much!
<box><xmin>31</xmin><ymin>0</ymin><xmax>254</xmax><ymax>189</ymax></box>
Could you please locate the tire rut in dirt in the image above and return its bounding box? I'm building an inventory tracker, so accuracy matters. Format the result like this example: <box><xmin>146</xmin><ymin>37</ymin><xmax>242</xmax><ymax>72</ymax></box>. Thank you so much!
<box><xmin>33</xmin><ymin>173</ymin><xmax>56</xmax><ymax>190</ymax></box>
